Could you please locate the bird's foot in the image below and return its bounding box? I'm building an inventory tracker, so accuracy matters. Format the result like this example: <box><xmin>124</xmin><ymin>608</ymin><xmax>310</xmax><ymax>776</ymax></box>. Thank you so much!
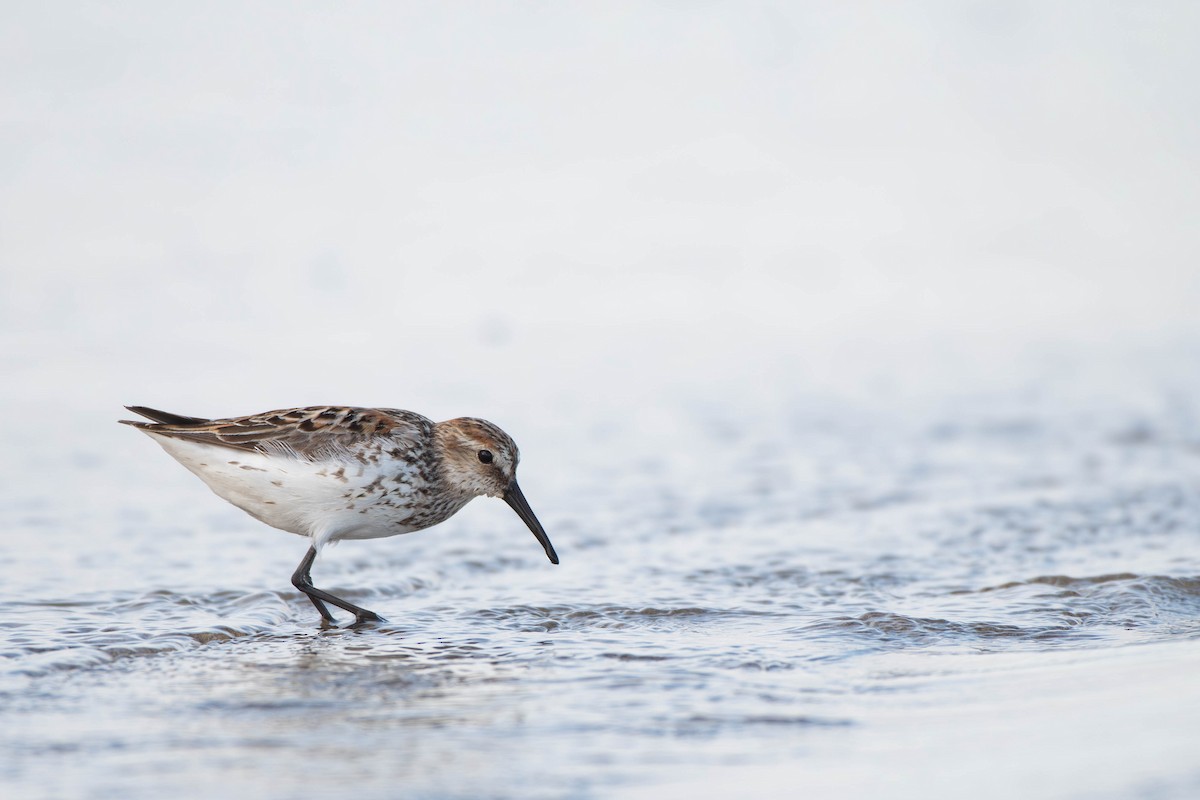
<box><xmin>349</xmin><ymin>609</ymin><xmax>386</xmax><ymax>628</ymax></box>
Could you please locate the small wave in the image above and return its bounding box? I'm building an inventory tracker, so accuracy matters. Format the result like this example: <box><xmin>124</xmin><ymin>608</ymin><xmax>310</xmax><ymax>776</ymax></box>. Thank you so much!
<box><xmin>0</xmin><ymin>589</ymin><xmax>296</xmax><ymax>683</ymax></box>
<box><xmin>968</xmin><ymin>573</ymin><xmax>1200</xmax><ymax>627</ymax></box>
<box><xmin>801</xmin><ymin>573</ymin><xmax>1200</xmax><ymax>651</ymax></box>
<box><xmin>680</xmin><ymin>713</ymin><xmax>853</xmax><ymax>731</ymax></box>
<box><xmin>465</xmin><ymin>604</ymin><xmax>725</xmax><ymax>632</ymax></box>
<box><xmin>686</xmin><ymin>564</ymin><xmax>813</xmax><ymax>590</ymax></box>
<box><xmin>975</xmin><ymin>573</ymin><xmax>1144</xmax><ymax>591</ymax></box>
<box><xmin>803</xmin><ymin>612</ymin><xmax>1035</xmax><ymax>645</ymax></box>
<box><xmin>601</xmin><ymin>652</ymin><xmax>673</xmax><ymax>662</ymax></box>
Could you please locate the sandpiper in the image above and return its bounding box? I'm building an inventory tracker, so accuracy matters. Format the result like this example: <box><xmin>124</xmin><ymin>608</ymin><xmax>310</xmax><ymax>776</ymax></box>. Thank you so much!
<box><xmin>121</xmin><ymin>405</ymin><xmax>559</xmax><ymax>626</ymax></box>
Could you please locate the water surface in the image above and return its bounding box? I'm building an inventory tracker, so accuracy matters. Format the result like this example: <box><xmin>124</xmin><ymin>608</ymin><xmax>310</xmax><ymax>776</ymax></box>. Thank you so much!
<box><xmin>3</xmin><ymin>344</ymin><xmax>1199</xmax><ymax>799</ymax></box>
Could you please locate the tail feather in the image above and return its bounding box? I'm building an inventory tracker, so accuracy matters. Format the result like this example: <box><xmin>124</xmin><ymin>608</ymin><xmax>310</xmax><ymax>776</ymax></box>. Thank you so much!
<box><xmin>122</xmin><ymin>406</ymin><xmax>211</xmax><ymax>426</ymax></box>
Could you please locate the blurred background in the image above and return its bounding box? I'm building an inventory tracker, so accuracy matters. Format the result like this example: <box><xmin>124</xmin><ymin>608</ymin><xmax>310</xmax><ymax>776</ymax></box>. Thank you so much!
<box><xmin>3</xmin><ymin>4</ymin><xmax>1199</xmax><ymax>799</ymax></box>
<box><xmin>3</xmin><ymin>2</ymin><xmax>1197</xmax><ymax>415</ymax></box>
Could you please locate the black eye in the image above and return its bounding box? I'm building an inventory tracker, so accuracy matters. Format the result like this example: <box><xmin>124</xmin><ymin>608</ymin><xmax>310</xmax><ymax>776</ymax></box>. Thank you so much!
<box><xmin>477</xmin><ymin>449</ymin><xmax>494</xmax><ymax>464</ymax></box>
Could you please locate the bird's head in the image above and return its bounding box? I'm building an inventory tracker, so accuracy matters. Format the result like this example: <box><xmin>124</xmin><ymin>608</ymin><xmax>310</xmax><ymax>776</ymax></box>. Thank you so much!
<box><xmin>434</xmin><ymin>417</ymin><xmax>559</xmax><ymax>564</ymax></box>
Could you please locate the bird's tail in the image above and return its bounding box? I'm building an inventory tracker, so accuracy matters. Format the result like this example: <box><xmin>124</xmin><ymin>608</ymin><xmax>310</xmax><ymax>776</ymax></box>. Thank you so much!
<box><xmin>119</xmin><ymin>405</ymin><xmax>211</xmax><ymax>428</ymax></box>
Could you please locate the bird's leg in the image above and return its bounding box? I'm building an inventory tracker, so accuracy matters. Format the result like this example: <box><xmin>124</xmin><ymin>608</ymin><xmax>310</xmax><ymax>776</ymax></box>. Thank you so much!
<box><xmin>290</xmin><ymin>545</ymin><xmax>385</xmax><ymax>626</ymax></box>
<box><xmin>291</xmin><ymin>546</ymin><xmax>335</xmax><ymax>622</ymax></box>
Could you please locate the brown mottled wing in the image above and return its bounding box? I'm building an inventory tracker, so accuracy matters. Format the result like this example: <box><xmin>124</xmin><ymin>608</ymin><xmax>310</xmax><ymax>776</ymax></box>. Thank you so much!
<box><xmin>120</xmin><ymin>406</ymin><xmax>433</xmax><ymax>461</ymax></box>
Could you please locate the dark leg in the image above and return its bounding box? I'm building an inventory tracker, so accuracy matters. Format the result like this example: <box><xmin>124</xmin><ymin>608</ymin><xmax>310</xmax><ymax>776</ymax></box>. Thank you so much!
<box><xmin>291</xmin><ymin>546</ymin><xmax>335</xmax><ymax>622</ymax></box>
<box><xmin>290</xmin><ymin>545</ymin><xmax>385</xmax><ymax>626</ymax></box>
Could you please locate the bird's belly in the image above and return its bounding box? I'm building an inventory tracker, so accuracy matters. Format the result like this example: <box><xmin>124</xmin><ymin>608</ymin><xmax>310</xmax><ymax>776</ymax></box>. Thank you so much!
<box><xmin>148</xmin><ymin>434</ymin><xmax>453</xmax><ymax>542</ymax></box>
<box><xmin>331</xmin><ymin>493</ymin><xmax>471</xmax><ymax>541</ymax></box>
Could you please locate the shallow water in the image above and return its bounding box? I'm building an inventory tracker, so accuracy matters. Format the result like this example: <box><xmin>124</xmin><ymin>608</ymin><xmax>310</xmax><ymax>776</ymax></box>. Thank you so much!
<box><xmin>5</xmin><ymin>4</ymin><xmax>1200</xmax><ymax>796</ymax></box>
<box><xmin>3</xmin><ymin>341</ymin><xmax>1200</xmax><ymax>799</ymax></box>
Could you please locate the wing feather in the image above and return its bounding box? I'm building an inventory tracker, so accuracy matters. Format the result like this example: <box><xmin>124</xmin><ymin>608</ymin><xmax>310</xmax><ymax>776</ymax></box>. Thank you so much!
<box><xmin>119</xmin><ymin>406</ymin><xmax>433</xmax><ymax>461</ymax></box>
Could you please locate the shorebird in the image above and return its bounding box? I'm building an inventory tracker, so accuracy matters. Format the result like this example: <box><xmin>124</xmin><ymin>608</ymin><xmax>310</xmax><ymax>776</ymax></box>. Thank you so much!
<box><xmin>121</xmin><ymin>405</ymin><xmax>559</xmax><ymax>626</ymax></box>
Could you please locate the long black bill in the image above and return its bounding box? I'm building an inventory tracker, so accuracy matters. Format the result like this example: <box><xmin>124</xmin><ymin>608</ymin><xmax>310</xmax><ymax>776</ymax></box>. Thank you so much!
<box><xmin>503</xmin><ymin>481</ymin><xmax>559</xmax><ymax>564</ymax></box>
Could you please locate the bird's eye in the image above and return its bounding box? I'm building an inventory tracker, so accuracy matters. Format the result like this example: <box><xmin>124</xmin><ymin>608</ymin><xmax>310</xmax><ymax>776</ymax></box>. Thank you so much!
<box><xmin>477</xmin><ymin>449</ymin><xmax>494</xmax><ymax>464</ymax></box>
